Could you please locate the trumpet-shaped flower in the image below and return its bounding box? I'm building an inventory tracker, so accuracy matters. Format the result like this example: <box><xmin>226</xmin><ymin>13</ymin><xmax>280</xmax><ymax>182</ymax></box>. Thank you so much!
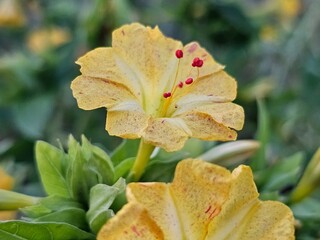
<box><xmin>97</xmin><ymin>159</ymin><xmax>295</xmax><ymax>240</ymax></box>
<box><xmin>71</xmin><ymin>23</ymin><xmax>244</xmax><ymax>152</ymax></box>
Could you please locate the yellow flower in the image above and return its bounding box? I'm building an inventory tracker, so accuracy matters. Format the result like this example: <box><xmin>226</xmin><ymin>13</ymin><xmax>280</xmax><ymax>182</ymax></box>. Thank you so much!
<box><xmin>27</xmin><ymin>27</ymin><xmax>71</xmax><ymax>53</ymax></box>
<box><xmin>0</xmin><ymin>0</ymin><xmax>25</xmax><ymax>27</ymax></box>
<box><xmin>98</xmin><ymin>159</ymin><xmax>295</xmax><ymax>240</ymax></box>
<box><xmin>71</xmin><ymin>23</ymin><xmax>244</xmax><ymax>152</ymax></box>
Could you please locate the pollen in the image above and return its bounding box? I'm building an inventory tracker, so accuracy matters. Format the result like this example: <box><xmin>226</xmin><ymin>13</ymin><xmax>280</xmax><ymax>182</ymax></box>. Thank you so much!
<box><xmin>175</xmin><ymin>49</ymin><xmax>183</xmax><ymax>59</ymax></box>
<box><xmin>185</xmin><ymin>77</ymin><xmax>193</xmax><ymax>85</ymax></box>
<box><xmin>163</xmin><ymin>92</ymin><xmax>172</xmax><ymax>98</ymax></box>
<box><xmin>192</xmin><ymin>57</ymin><xmax>204</xmax><ymax>67</ymax></box>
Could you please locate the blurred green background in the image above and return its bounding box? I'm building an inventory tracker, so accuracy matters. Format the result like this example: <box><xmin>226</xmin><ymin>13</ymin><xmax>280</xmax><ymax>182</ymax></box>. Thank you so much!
<box><xmin>0</xmin><ymin>0</ymin><xmax>320</xmax><ymax>237</ymax></box>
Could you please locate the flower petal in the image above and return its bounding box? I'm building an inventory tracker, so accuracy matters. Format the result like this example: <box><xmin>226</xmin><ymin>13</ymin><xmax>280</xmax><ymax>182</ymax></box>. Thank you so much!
<box><xmin>179</xmin><ymin>111</ymin><xmax>239</xmax><ymax>141</ymax></box>
<box><xmin>106</xmin><ymin>102</ymin><xmax>150</xmax><ymax>138</ymax></box>
<box><xmin>175</xmin><ymin>103</ymin><xmax>244</xmax><ymax>131</ymax></box>
<box><xmin>75</xmin><ymin>47</ymin><xmax>142</xmax><ymax>101</ymax></box>
<box><xmin>178</xmin><ymin>42</ymin><xmax>224</xmax><ymax>81</ymax></box>
<box><xmin>170</xmin><ymin>159</ymin><xmax>232</xmax><ymax>239</ymax></box>
<box><xmin>97</xmin><ymin>202</ymin><xmax>163</xmax><ymax>240</ymax></box>
<box><xmin>142</xmin><ymin>118</ymin><xmax>189</xmax><ymax>152</ymax></box>
<box><xmin>127</xmin><ymin>160</ymin><xmax>232</xmax><ymax>239</ymax></box>
<box><xmin>206</xmin><ymin>165</ymin><xmax>295</xmax><ymax>239</ymax></box>
<box><xmin>127</xmin><ymin>183</ymin><xmax>183</xmax><ymax>239</ymax></box>
<box><xmin>168</xmin><ymin>70</ymin><xmax>238</xmax><ymax>116</ymax></box>
<box><xmin>71</xmin><ymin>76</ymin><xmax>136</xmax><ymax>110</ymax></box>
<box><xmin>112</xmin><ymin>23</ymin><xmax>182</xmax><ymax>115</ymax></box>
<box><xmin>98</xmin><ymin>159</ymin><xmax>294</xmax><ymax>239</ymax></box>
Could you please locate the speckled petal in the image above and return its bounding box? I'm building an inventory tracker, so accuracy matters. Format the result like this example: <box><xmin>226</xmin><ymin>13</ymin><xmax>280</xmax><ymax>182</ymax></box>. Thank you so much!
<box><xmin>106</xmin><ymin>102</ymin><xmax>150</xmax><ymax>138</ymax></box>
<box><xmin>71</xmin><ymin>76</ymin><xmax>136</xmax><ymax>110</ymax></box>
<box><xmin>97</xmin><ymin>202</ymin><xmax>163</xmax><ymax>240</ymax></box>
<box><xmin>142</xmin><ymin>118</ymin><xmax>189</xmax><ymax>152</ymax></box>
<box><xmin>179</xmin><ymin>111</ymin><xmax>238</xmax><ymax>141</ymax></box>
<box><xmin>127</xmin><ymin>183</ymin><xmax>183</xmax><ymax>239</ymax></box>
<box><xmin>75</xmin><ymin>47</ymin><xmax>142</xmax><ymax>101</ymax></box>
<box><xmin>168</xmin><ymin>71</ymin><xmax>239</xmax><ymax>116</ymax></box>
<box><xmin>175</xmin><ymin>103</ymin><xmax>244</xmax><ymax>131</ymax></box>
<box><xmin>112</xmin><ymin>23</ymin><xmax>183</xmax><ymax>115</ymax></box>
<box><xmin>170</xmin><ymin>159</ymin><xmax>233</xmax><ymax>240</ymax></box>
<box><xmin>177</xmin><ymin>42</ymin><xmax>224</xmax><ymax>82</ymax></box>
<box><xmin>206</xmin><ymin>165</ymin><xmax>295</xmax><ymax>240</ymax></box>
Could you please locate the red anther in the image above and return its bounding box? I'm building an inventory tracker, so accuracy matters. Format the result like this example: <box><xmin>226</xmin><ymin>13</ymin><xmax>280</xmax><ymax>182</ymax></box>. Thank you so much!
<box><xmin>192</xmin><ymin>57</ymin><xmax>203</xmax><ymax>67</ymax></box>
<box><xmin>197</xmin><ymin>59</ymin><xmax>203</xmax><ymax>67</ymax></box>
<box><xmin>185</xmin><ymin>77</ymin><xmax>193</xmax><ymax>85</ymax></box>
<box><xmin>175</xmin><ymin>49</ymin><xmax>183</xmax><ymax>59</ymax></box>
<box><xmin>163</xmin><ymin>92</ymin><xmax>172</xmax><ymax>98</ymax></box>
<box><xmin>192</xmin><ymin>57</ymin><xmax>200</xmax><ymax>67</ymax></box>
<box><xmin>178</xmin><ymin>81</ymin><xmax>183</xmax><ymax>88</ymax></box>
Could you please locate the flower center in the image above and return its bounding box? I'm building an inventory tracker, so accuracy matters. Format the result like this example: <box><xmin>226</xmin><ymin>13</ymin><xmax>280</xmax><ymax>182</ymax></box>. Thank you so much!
<box><xmin>161</xmin><ymin>49</ymin><xmax>203</xmax><ymax>116</ymax></box>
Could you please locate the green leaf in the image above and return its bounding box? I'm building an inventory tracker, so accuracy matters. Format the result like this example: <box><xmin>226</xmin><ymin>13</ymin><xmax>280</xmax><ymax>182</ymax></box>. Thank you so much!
<box><xmin>12</xmin><ymin>95</ymin><xmax>55</xmax><ymax>139</ymax></box>
<box><xmin>291</xmin><ymin>148</ymin><xmax>320</xmax><ymax>203</ymax></box>
<box><xmin>251</xmin><ymin>99</ymin><xmax>269</xmax><ymax>171</ymax></box>
<box><xmin>21</xmin><ymin>195</ymin><xmax>83</xmax><ymax>218</ymax></box>
<box><xmin>66</xmin><ymin>147</ymin><xmax>90</xmax><ymax>203</ymax></box>
<box><xmin>256</xmin><ymin>152</ymin><xmax>304</xmax><ymax>191</ymax></box>
<box><xmin>66</xmin><ymin>136</ymin><xmax>115</xmax><ymax>203</ymax></box>
<box><xmin>114</xmin><ymin>157</ymin><xmax>135</xmax><ymax>180</ymax></box>
<box><xmin>86</xmin><ymin>178</ymin><xmax>126</xmax><ymax>234</ymax></box>
<box><xmin>111</xmin><ymin>139</ymin><xmax>140</xmax><ymax>165</ymax></box>
<box><xmin>32</xmin><ymin>208</ymin><xmax>88</xmax><ymax>230</ymax></box>
<box><xmin>35</xmin><ymin>141</ymin><xmax>70</xmax><ymax>198</ymax></box>
<box><xmin>142</xmin><ymin>152</ymin><xmax>187</xmax><ymax>182</ymax></box>
<box><xmin>0</xmin><ymin>221</ymin><xmax>95</xmax><ymax>240</ymax></box>
<box><xmin>291</xmin><ymin>197</ymin><xmax>320</xmax><ymax>221</ymax></box>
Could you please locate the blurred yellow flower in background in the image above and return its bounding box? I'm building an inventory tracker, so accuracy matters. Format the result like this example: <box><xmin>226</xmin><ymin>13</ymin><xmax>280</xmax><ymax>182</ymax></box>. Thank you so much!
<box><xmin>71</xmin><ymin>23</ymin><xmax>244</xmax><ymax>152</ymax></box>
<box><xmin>279</xmin><ymin>0</ymin><xmax>301</xmax><ymax>21</ymax></box>
<box><xmin>0</xmin><ymin>0</ymin><xmax>25</xmax><ymax>27</ymax></box>
<box><xmin>27</xmin><ymin>27</ymin><xmax>71</xmax><ymax>53</ymax></box>
<box><xmin>0</xmin><ymin>167</ymin><xmax>16</xmax><ymax>220</ymax></box>
<box><xmin>98</xmin><ymin>159</ymin><xmax>295</xmax><ymax>240</ymax></box>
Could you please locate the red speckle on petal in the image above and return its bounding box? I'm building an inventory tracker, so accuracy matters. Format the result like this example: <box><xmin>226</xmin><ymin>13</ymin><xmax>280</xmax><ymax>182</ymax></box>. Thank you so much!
<box><xmin>188</xmin><ymin>43</ymin><xmax>198</xmax><ymax>53</ymax></box>
<box><xmin>131</xmin><ymin>226</ymin><xmax>140</xmax><ymax>236</ymax></box>
<box><xmin>205</xmin><ymin>205</ymin><xmax>212</xmax><ymax>213</ymax></box>
<box><xmin>208</xmin><ymin>207</ymin><xmax>221</xmax><ymax>219</ymax></box>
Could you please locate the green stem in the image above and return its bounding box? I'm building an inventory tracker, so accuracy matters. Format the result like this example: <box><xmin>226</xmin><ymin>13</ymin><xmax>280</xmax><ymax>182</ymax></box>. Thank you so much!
<box><xmin>128</xmin><ymin>139</ymin><xmax>155</xmax><ymax>182</ymax></box>
<box><xmin>0</xmin><ymin>189</ymin><xmax>40</xmax><ymax>210</ymax></box>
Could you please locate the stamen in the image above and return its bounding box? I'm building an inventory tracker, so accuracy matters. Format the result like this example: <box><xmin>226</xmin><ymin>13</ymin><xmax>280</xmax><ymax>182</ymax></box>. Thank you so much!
<box><xmin>185</xmin><ymin>77</ymin><xmax>193</xmax><ymax>85</ymax></box>
<box><xmin>192</xmin><ymin>57</ymin><xmax>200</xmax><ymax>67</ymax></box>
<box><xmin>197</xmin><ymin>59</ymin><xmax>203</xmax><ymax>67</ymax></box>
<box><xmin>175</xmin><ymin>49</ymin><xmax>183</xmax><ymax>59</ymax></box>
<box><xmin>192</xmin><ymin>57</ymin><xmax>204</xmax><ymax>67</ymax></box>
<box><xmin>163</xmin><ymin>92</ymin><xmax>172</xmax><ymax>98</ymax></box>
<box><xmin>178</xmin><ymin>81</ymin><xmax>183</xmax><ymax>88</ymax></box>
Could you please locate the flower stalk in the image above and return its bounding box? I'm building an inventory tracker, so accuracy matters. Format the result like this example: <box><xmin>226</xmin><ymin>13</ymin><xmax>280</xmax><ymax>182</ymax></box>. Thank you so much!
<box><xmin>128</xmin><ymin>139</ymin><xmax>155</xmax><ymax>181</ymax></box>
